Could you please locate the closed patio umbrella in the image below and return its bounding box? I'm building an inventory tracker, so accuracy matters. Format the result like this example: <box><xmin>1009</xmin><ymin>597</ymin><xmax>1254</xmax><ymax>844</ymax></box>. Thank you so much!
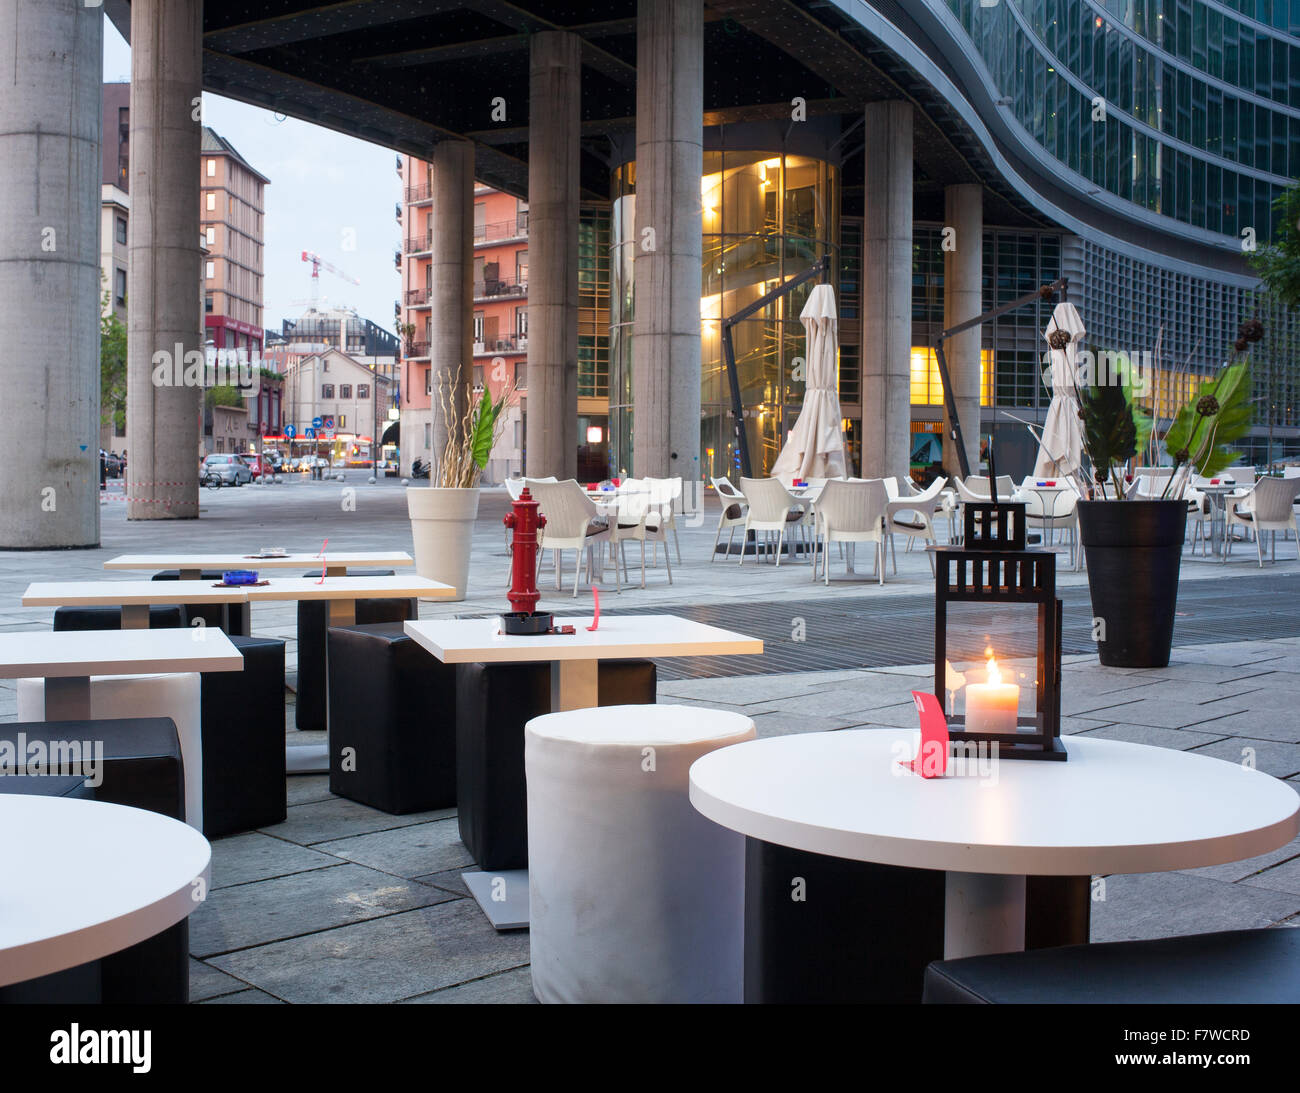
<box><xmin>1034</xmin><ymin>301</ymin><xmax>1087</xmax><ymax>478</ymax></box>
<box><xmin>772</xmin><ymin>283</ymin><xmax>848</xmax><ymax>482</ymax></box>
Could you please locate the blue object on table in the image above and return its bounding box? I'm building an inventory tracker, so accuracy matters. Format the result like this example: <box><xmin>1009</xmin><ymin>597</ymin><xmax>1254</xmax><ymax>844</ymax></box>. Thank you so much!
<box><xmin>221</xmin><ymin>570</ymin><xmax>259</xmax><ymax>586</ymax></box>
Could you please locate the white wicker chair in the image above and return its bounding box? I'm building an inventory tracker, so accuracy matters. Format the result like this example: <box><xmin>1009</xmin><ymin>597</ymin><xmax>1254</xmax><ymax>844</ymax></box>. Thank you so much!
<box><xmin>886</xmin><ymin>476</ymin><xmax>948</xmax><ymax>575</ymax></box>
<box><xmin>643</xmin><ymin>476</ymin><xmax>683</xmax><ymax>564</ymax></box>
<box><xmin>812</xmin><ymin>478</ymin><xmax>889</xmax><ymax>585</ymax></box>
<box><xmin>1226</xmin><ymin>476</ymin><xmax>1300</xmax><ymax>566</ymax></box>
<box><xmin>710</xmin><ymin>476</ymin><xmax>748</xmax><ymax>562</ymax></box>
<box><xmin>738</xmin><ymin>477</ymin><xmax>805</xmax><ymax>566</ymax></box>
<box><xmin>528</xmin><ymin>478</ymin><xmax>610</xmax><ymax>596</ymax></box>
<box><xmin>609</xmin><ymin>483</ymin><xmax>672</xmax><ymax>588</ymax></box>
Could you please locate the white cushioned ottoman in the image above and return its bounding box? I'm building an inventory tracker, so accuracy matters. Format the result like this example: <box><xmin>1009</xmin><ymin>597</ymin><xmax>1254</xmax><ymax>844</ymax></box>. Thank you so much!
<box><xmin>526</xmin><ymin>703</ymin><xmax>755</xmax><ymax>1003</ymax></box>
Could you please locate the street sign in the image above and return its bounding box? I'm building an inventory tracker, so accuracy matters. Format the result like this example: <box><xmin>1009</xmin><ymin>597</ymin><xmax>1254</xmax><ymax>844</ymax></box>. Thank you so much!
<box><xmin>305</xmin><ymin>427</ymin><xmax>316</xmax><ymax>439</ymax></box>
<box><xmin>312</xmin><ymin>416</ymin><xmax>323</xmax><ymax>429</ymax></box>
<box><xmin>284</xmin><ymin>425</ymin><xmax>296</xmax><ymax>439</ymax></box>
<box><xmin>323</xmin><ymin>416</ymin><xmax>335</xmax><ymax>429</ymax></box>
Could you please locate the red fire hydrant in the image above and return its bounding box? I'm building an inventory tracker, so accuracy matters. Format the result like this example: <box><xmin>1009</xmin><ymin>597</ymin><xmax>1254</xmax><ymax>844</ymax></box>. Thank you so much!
<box><xmin>503</xmin><ymin>486</ymin><xmax>546</xmax><ymax>619</ymax></box>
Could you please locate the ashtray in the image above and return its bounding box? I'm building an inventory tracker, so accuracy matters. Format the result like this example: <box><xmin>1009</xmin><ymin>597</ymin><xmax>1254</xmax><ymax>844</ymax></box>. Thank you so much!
<box><xmin>501</xmin><ymin>611</ymin><xmax>554</xmax><ymax>635</ymax></box>
<box><xmin>219</xmin><ymin>570</ymin><xmax>259</xmax><ymax>586</ymax></box>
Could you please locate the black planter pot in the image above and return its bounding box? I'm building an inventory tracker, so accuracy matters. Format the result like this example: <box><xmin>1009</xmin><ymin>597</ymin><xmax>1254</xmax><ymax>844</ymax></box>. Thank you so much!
<box><xmin>1076</xmin><ymin>499</ymin><xmax>1187</xmax><ymax>668</ymax></box>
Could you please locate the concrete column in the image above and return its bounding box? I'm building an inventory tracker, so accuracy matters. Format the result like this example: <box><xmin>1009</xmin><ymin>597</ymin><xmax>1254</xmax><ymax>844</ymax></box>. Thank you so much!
<box><xmin>126</xmin><ymin>0</ymin><xmax>202</xmax><ymax>519</ymax></box>
<box><xmin>860</xmin><ymin>101</ymin><xmax>913</xmax><ymax>480</ymax></box>
<box><xmin>427</xmin><ymin>139</ymin><xmax>474</xmax><ymax>475</ymax></box>
<box><xmin>943</xmin><ymin>183</ymin><xmax>983</xmax><ymax>477</ymax></box>
<box><xmin>632</xmin><ymin>0</ymin><xmax>703</xmax><ymax>481</ymax></box>
<box><xmin>525</xmin><ymin>31</ymin><xmax>581</xmax><ymax>479</ymax></box>
<box><xmin>0</xmin><ymin>1</ymin><xmax>102</xmax><ymax>547</ymax></box>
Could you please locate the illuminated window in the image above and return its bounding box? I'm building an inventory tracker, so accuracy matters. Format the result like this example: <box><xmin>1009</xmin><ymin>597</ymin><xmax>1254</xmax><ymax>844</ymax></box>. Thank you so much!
<box><xmin>910</xmin><ymin>347</ymin><xmax>993</xmax><ymax>407</ymax></box>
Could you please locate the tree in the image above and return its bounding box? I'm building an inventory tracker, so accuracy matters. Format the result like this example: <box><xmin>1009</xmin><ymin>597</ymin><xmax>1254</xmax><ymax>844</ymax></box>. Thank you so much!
<box><xmin>1250</xmin><ymin>183</ymin><xmax>1300</xmax><ymax>309</ymax></box>
<box><xmin>100</xmin><ymin>287</ymin><xmax>128</xmax><ymax>434</ymax></box>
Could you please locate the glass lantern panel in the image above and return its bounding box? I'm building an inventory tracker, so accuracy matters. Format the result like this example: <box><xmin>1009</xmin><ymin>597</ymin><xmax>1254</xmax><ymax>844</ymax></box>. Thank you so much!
<box><xmin>941</xmin><ymin>600</ymin><xmax>1042</xmax><ymax>734</ymax></box>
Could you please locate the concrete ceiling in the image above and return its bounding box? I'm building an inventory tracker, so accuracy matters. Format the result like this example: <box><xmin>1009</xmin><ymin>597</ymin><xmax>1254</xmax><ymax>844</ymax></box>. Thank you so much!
<box><xmin>106</xmin><ymin>0</ymin><xmax>1050</xmax><ymax>227</ymax></box>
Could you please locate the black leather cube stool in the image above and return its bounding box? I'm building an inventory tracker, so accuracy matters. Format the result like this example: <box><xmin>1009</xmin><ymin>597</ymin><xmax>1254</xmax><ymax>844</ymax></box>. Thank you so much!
<box><xmin>923</xmin><ymin>927</ymin><xmax>1300</xmax><ymax>1004</ymax></box>
<box><xmin>294</xmin><ymin>569</ymin><xmax>413</xmax><ymax>731</ymax></box>
<box><xmin>201</xmin><ymin>634</ymin><xmax>287</xmax><ymax>838</ymax></box>
<box><xmin>327</xmin><ymin>622</ymin><xmax>457</xmax><ymax>813</ymax></box>
<box><xmin>151</xmin><ymin>570</ymin><xmax>249</xmax><ymax>634</ymax></box>
<box><xmin>744</xmin><ymin>840</ymin><xmax>1091</xmax><ymax>1004</ymax></box>
<box><xmin>0</xmin><ymin>718</ymin><xmax>188</xmax><ymax>1004</ymax></box>
<box><xmin>53</xmin><ymin>604</ymin><xmax>182</xmax><ymax>630</ymax></box>
<box><xmin>455</xmin><ymin>660</ymin><xmax>657</xmax><ymax>870</ymax></box>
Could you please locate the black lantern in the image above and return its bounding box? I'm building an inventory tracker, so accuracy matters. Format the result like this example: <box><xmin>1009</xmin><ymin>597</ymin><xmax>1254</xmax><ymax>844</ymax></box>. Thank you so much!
<box><xmin>933</xmin><ymin>498</ymin><xmax>1065</xmax><ymax>761</ymax></box>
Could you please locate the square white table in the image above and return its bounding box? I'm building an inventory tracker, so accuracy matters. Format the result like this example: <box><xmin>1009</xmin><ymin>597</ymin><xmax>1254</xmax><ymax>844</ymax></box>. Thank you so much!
<box><xmin>21</xmin><ymin>580</ymin><xmax>251</xmax><ymax>632</ymax></box>
<box><xmin>404</xmin><ymin>613</ymin><xmax>762</xmax><ymax>712</ymax></box>
<box><xmin>404</xmin><ymin>613</ymin><xmax>763</xmax><ymax>928</ymax></box>
<box><xmin>0</xmin><ymin>629</ymin><xmax>243</xmax><ymax>720</ymax></box>
<box><xmin>104</xmin><ymin>551</ymin><xmax>413</xmax><ymax>579</ymax></box>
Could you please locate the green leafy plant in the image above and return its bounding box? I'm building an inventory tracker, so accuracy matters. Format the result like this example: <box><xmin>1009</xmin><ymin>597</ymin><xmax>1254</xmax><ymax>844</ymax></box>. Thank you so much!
<box><xmin>434</xmin><ymin>374</ymin><xmax>517</xmax><ymax>488</ymax></box>
<box><xmin>100</xmin><ymin>286</ymin><xmax>127</xmax><ymax>432</ymax></box>
<box><xmin>1161</xmin><ymin>358</ymin><xmax>1256</xmax><ymax>496</ymax></box>
<box><xmin>1078</xmin><ymin>361</ymin><xmax>1139</xmax><ymax>498</ymax></box>
<box><xmin>1249</xmin><ymin>183</ymin><xmax>1300</xmax><ymax>310</ymax></box>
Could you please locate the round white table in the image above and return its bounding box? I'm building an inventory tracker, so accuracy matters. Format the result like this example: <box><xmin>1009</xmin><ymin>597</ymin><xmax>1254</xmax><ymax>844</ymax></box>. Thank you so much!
<box><xmin>690</xmin><ymin>730</ymin><xmax>1300</xmax><ymax>959</ymax></box>
<box><xmin>0</xmin><ymin>795</ymin><xmax>211</xmax><ymax>987</ymax></box>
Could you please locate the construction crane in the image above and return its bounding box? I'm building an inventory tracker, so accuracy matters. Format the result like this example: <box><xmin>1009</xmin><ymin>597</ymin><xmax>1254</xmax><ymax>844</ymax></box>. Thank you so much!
<box><xmin>300</xmin><ymin>249</ymin><xmax>360</xmax><ymax>306</ymax></box>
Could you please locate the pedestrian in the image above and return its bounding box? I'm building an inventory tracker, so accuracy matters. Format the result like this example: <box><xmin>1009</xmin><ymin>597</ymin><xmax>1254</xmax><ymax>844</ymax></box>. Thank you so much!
<box><xmin>99</xmin><ymin>449</ymin><xmax>106</xmax><ymax>491</ymax></box>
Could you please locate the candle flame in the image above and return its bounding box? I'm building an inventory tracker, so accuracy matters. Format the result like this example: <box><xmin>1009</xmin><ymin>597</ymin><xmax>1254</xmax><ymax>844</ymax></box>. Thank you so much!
<box><xmin>985</xmin><ymin>649</ymin><xmax>1002</xmax><ymax>686</ymax></box>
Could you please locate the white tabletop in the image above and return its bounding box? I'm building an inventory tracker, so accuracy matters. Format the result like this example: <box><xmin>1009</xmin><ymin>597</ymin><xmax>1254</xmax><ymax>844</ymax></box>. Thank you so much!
<box><xmin>689</xmin><ymin>730</ymin><xmax>1300</xmax><ymax>876</ymax></box>
<box><xmin>404</xmin><ymin>614</ymin><xmax>763</xmax><ymax>664</ymax></box>
<box><xmin>243</xmin><ymin>575</ymin><xmax>455</xmax><ymax>602</ymax></box>
<box><xmin>0</xmin><ymin>795</ymin><xmax>211</xmax><ymax>986</ymax></box>
<box><xmin>0</xmin><ymin>629</ymin><xmax>244</xmax><ymax>679</ymax></box>
<box><xmin>104</xmin><ymin>551</ymin><xmax>413</xmax><ymax>570</ymax></box>
<box><xmin>22</xmin><ymin>580</ymin><xmax>250</xmax><ymax>607</ymax></box>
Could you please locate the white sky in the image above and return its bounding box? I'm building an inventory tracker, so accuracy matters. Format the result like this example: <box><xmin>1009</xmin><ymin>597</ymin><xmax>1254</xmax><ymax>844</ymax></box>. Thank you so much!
<box><xmin>103</xmin><ymin>16</ymin><xmax>402</xmax><ymax>339</ymax></box>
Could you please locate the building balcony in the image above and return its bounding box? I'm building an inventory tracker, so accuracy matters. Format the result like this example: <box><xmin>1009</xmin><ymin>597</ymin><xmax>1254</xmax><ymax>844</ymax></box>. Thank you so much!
<box><xmin>393</xmin><ymin>248</ymin><xmax>401</xmax><ymax>271</ymax></box>
<box><xmin>404</xmin><ymin>287</ymin><xmax>431</xmax><ymax>306</ymax></box>
<box><xmin>405</xmin><ymin>340</ymin><xmax>430</xmax><ymax>359</ymax></box>
<box><xmin>473</xmin><ymin>334</ymin><xmax>527</xmax><ymax>356</ymax></box>
<box><xmin>395</xmin><ymin>154</ymin><xmax>403</xmax><ymax>176</ymax></box>
<box><xmin>405</xmin><ymin>183</ymin><xmax>432</xmax><ymax>204</ymax></box>
<box><xmin>473</xmin><ymin>214</ymin><xmax>529</xmax><ymax>247</ymax></box>
<box><xmin>405</xmin><ymin>231</ymin><xmax>432</xmax><ymax>255</ymax></box>
<box><xmin>473</xmin><ymin>276</ymin><xmax>527</xmax><ymax>302</ymax></box>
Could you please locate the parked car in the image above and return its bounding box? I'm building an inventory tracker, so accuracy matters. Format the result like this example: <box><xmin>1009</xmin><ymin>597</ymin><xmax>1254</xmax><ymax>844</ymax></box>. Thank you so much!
<box><xmin>238</xmin><ymin>454</ymin><xmax>271</xmax><ymax>479</ymax></box>
<box><xmin>103</xmin><ymin>451</ymin><xmax>124</xmax><ymax>478</ymax></box>
<box><xmin>200</xmin><ymin>453</ymin><xmax>252</xmax><ymax>487</ymax></box>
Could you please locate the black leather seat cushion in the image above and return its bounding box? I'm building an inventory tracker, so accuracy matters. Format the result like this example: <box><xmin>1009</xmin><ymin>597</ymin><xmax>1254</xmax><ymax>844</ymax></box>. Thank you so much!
<box><xmin>201</xmin><ymin>634</ymin><xmax>286</xmax><ymax>837</ymax></box>
<box><xmin>923</xmin><ymin>928</ymin><xmax>1300</xmax><ymax>1004</ymax></box>
<box><xmin>327</xmin><ymin>622</ymin><xmax>457</xmax><ymax>813</ymax></box>
<box><xmin>293</xmin><ymin>569</ymin><xmax>410</xmax><ymax>731</ymax></box>
<box><xmin>0</xmin><ymin>774</ymin><xmax>90</xmax><ymax>797</ymax></box>
<box><xmin>53</xmin><ymin>605</ymin><xmax>182</xmax><ymax>630</ymax></box>
<box><xmin>455</xmin><ymin>660</ymin><xmax>656</xmax><ymax>870</ymax></box>
<box><xmin>0</xmin><ymin>718</ymin><xmax>187</xmax><ymax>1004</ymax></box>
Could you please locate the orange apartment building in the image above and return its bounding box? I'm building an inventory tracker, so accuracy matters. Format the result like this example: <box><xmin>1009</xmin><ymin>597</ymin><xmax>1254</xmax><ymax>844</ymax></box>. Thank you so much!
<box><xmin>201</xmin><ymin>127</ymin><xmax>268</xmax><ymax>357</ymax></box>
<box><xmin>399</xmin><ymin>159</ymin><xmax>528</xmax><ymax>480</ymax></box>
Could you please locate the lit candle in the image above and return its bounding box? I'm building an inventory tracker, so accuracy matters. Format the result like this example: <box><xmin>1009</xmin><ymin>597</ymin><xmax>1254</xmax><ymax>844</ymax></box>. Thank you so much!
<box><xmin>965</xmin><ymin>650</ymin><xmax>1019</xmax><ymax>734</ymax></box>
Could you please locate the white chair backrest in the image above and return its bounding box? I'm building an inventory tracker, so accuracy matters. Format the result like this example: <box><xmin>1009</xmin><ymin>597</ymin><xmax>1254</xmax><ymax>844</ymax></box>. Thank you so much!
<box><xmin>739</xmin><ymin>477</ymin><xmax>798</xmax><ymax>523</ymax></box>
<box><xmin>882</xmin><ymin>476</ymin><xmax>900</xmax><ymax>501</ymax></box>
<box><xmin>1246</xmin><ymin>476</ymin><xmax>1300</xmax><ymax>520</ymax></box>
<box><xmin>1283</xmin><ymin>466</ymin><xmax>1300</xmax><ymax>479</ymax></box>
<box><xmin>904</xmin><ymin>476</ymin><xmax>947</xmax><ymax>507</ymax></box>
<box><xmin>529</xmin><ymin>479</ymin><xmax>597</xmax><ymax>538</ymax></box>
<box><xmin>960</xmin><ymin>475</ymin><xmax>1016</xmax><ymax>500</ymax></box>
<box><xmin>712</xmin><ymin>476</ymin><xmax>744</xmax><ymax>501</ymax></box>
<box><xmin>817</xmin><ymin>479</ymin><xmax>888</xmax><ymax>534</ymax></box>
<box><xmin>505</xmin><ymin>478</ymin><xmax>526</xmax><ymax>501</ymax></box>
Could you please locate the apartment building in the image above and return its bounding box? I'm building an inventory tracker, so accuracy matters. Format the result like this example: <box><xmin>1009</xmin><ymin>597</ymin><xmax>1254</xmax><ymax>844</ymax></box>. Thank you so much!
<box><xmin>201</xmin><ymin>127</ymin><xmax>269</xmax><ymax>357</ymax></box>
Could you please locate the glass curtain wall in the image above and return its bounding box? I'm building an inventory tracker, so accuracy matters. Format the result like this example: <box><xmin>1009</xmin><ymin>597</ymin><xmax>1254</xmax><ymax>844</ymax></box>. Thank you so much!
<box><xmin>609</xmin><ymin>153</ymin><xmax>839</xmax><ymax>479</ymax></box>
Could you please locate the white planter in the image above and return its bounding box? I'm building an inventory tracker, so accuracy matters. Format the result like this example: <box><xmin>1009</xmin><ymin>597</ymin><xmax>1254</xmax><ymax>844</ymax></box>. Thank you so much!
<box><xmin>406</xmin><ymin>486</ymin><xmax>480</xmax><ymax>601</ymax></box>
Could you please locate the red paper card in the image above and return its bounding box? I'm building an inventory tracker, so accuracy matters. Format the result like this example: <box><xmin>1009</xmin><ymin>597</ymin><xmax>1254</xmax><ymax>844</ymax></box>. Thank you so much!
<box><xmin>900</xmin><ymin>691</ymin><xmax>948</xmax><ymax>778</ymax></box>
<box><xmin>586</xmin><ymin>587</ymin><xmax>600</xmax><ymax>631</ymax></box>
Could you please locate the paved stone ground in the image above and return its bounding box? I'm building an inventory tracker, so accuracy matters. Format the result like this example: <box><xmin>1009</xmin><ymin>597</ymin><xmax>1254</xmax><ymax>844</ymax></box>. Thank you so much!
<box><xmin>2</xmin><ymin>477</ymin><xmax>1298</xmax><ymax>1002</ymax></box>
